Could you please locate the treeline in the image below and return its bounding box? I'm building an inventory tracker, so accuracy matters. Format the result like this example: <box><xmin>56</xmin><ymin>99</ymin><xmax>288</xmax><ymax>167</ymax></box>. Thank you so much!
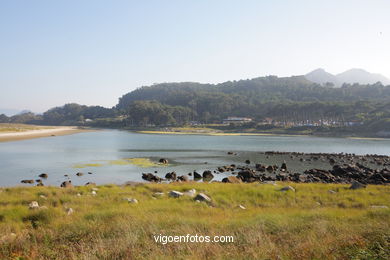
<box><xmin>1</xmin><ymin>75</ymin><xmax>390</xmax><ymax>129</ymax></box>
<box><xmin>116</xmin><ymin>76</ymin><xmax>390</xmax><ymax>125</ymax></box>
<box><xmin>0</xmin><ymin>104</ymin><xmax>117</xmax><ymax>126</ymax></box>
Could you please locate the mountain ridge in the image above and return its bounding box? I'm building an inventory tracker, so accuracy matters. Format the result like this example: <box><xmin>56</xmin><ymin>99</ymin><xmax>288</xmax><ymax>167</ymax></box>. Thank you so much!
<box><xmin>305</xmin><ymin>68</ymin><xmax>390</xmax><ymax>86</ymax></box>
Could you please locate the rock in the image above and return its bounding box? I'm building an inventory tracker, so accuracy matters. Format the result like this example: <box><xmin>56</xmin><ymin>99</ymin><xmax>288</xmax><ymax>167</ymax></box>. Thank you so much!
<box><xmin>227</xmin><ymin>151</ymin><xmax>234</xmax><ymax>155</ymax></box>
<box><xmin>36</xmin><ymin>182</ymin><xmax>44</xmax><ymax>186</ymax></box>
<box><xmin>255</xmin><ymin>164</ymin><xmax>266</xmax><ymax>172</ymax></box>
<box><xmin>222</xmin><ymin>176</ymin><xmax>242</xmax><ymax>183</ymax></box>
<box><xmin>76</xmin><ymin>172</ymin><xmax>84</xmax><ymax>177</ymax></box>
<box><xmin>169</xmin><ymin>191</ymin><xmax>183</xmax><ymax>198</ymax></box>
<box><xmin>238</xmin><ymin>204</ymin><xmax>246</xmax><ymax>210</ymax></box>
<box><xmin>21</xmin><ymin>179</ymin><xmax>34</xmax><ymax>184</ymax></box>
<box><xmin>29</xmin><ymin>201</ymin><xmax>39</xmax><ymax>209</ymax></box>
<box><xmin>88</xmin><ymin>172</ymin><xmax>93</xmax><ymax>174</ymax></box>
<box><xmin>184</xmin><ymin>189</ymin><xmax>197</xmax><ymax>197</ymax></box>
<box><xmin>76</xmin><ymin>193</ymin><xmax>82</xmax><ymax>197</ymax></box>
<box><xmin>39</xmin><ymin>173</ymin><xmax>48</xmax><ymax>179</ymax></box>
<box><xmin>142</xmin><ymin>173</ymin><xmax>163</xmax><ymax>182</ymax></box>
<box><xmin>281</xmin><ymin>162</ymin><xmax>287</xmax><ymax>171</ymax></box>
<box><xmin>165</xmin><ymin>172</ymin><xmax>177</xmax><ymax>180</ymax></box>
<box><xmin>202</xmin><ymin>170</ymin><xmax>214</xmax><ymax>180</ymax></box>
<box><xmin>39</xmin><ymin>195</ymin><xmax>47</xmax><ymax>199</ymax></box>
<box><xmin>370</xmin><ymin>205</ymin><xmax>389</xmax><ymax>209</ymax></box>
<box><xmin>276</xmin><ymin>173</ymin><xmax>289</xmax><ymax>181</ymax></box>
<box><xmin>237</xmin><ymin>170</ymin><xmax>258</xmax><ymax>182</ymax></box>
<box><xmin>288</xmin><ymin>173</ymin><xmax>307</xmax><ymax>183</ymax></box>
<box><xmin>280</xmin><ymin>186</ymin><xmax>295</xmax><ymax>192</ymax></box>
<box><xmin>193</xmin><ymin>171</ymin><xmax>202</xmax><ymax>180</ymax></box>
<box><xmin>66</xmin><ymin>208</ymin><xmax>74</xmax><ymax>215</ymax></box>
<box><xmin>194</xmin><ymin>193</ymin><xmax>211</xmax><ymax>202</ymax></box>
<box><xmin>125</xmin><ymin>198</ymin><xmax>138</xmax><ymax>204</ymax></box>
<box><xmin>60</xmin><ymin>181</ymin><xmax>73</xmax><ymax>188</ymax></box>
<box><xmin>159</xmin><ymin>158</ymin><xmax>168</xmax><ymax>164</ymax></box>
<box><xmin>304</xmin><ymin>169</ymin><xmax>336</xmax><ymax>183</ymax></box>
<box><xmin>349</xmin><ymin>181</ymin><xmax>366</xmax><ymax>190</ymax></box>
<box><xmin>266</xmin><ymin>165</ymin><xmax>275</xmax><ymax>173</ymax></box>
<box><xmin>245</xmin><ymin>159</ymin><xmax>251</xmax><ymax>164</ymax></box>
<box><xmin>177</xmin><ymin>175</ymin><xmax>189</xmax><ymax>182</ymax></box>
<box><xmin>91</xmin><ymin>190</ymin><xmax>97</xmax><ymax>196</ymax></box>
<box><xmin>153</xmin><ymin>192</ymin><xmax>164</xmax><ymax>197</ymax></box>
<box><xmin>217</xmin><ymin>167</ymin><xmax>226</xmax><ymax>173</ymax></box>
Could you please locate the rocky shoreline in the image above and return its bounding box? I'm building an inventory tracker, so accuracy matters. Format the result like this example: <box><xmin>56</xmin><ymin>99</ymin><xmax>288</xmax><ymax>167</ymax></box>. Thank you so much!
<box><xmin>141</xmin><ymin>151</ymin><xmax>390</xmax><ymax>186</ymax></box>
<box><xmin>18</xmin><ymin>151</ymin><xmax>390</xmax><ymax>188</ymax></box>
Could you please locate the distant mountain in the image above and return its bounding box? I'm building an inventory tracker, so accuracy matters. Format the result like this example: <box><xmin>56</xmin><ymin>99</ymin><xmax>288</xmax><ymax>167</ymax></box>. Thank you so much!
<box><xmin>305</xmin><ymin>68</ymin><xmax>390</xmax><ymax>86</ymax></box>
<box><xmin>0</xmin><ymin>108</ymin><xmax>23</xmax><ymax>116</ymax></box>
<box><xmin>305</xmin><ymin>68</ymin><xmax>340</xmax><ymax>86</ymax></box>
<box><xmin>336</xmin><ymin>69</ymin><xmax>390</xmax><ymax>85</ymax></box>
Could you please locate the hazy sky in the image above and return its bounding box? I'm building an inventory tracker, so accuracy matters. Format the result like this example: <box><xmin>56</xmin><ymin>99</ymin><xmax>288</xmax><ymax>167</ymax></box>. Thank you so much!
<box><xmin>1</xmin><ymin>0</ymin><xmax>389</xmax><ymax>112</ymax></box>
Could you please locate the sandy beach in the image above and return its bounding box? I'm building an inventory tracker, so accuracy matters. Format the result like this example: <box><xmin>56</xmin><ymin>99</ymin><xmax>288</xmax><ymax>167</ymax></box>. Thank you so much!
<box><xmin>0</xmin><ymin>126</ymin><xmax>89</xmax><ymax>142</ymax></box>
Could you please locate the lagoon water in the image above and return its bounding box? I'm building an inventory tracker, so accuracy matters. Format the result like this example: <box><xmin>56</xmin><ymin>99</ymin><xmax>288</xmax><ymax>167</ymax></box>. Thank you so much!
<box><xmin>0</xmin><ymin>130</ymin><xmax>389</xmax><ymax>187</ymax></box>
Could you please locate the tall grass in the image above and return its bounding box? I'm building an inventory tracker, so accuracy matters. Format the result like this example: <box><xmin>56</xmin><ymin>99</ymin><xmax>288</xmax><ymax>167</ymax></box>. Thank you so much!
<box><xmin>0</xmin><ymin>182</ymin><xmax>389</xmax><ymax>259</ymax></box>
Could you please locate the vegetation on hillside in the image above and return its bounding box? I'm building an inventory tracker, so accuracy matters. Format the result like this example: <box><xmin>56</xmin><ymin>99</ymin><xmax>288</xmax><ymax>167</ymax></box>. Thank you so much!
<box><xmin>1</xmin><ymin>75</ymin><xmax>390</xmax><ymax>136</ymax></box>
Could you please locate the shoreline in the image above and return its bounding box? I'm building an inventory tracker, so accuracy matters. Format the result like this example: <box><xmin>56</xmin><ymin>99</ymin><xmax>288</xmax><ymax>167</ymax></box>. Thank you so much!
<box><xmin>135</xmin><ymin>129</ymin><xmax>390</xmax><ymax>140</ymax></box>
<box><xmin>0</xmin><ymin>126</ymin><xmax>92</xmax><ymax>142</ymax></box>
<box><xmin>136</xmin><ymin>130</ymin><xmax>309</xmax><ymax>137</ymax></box>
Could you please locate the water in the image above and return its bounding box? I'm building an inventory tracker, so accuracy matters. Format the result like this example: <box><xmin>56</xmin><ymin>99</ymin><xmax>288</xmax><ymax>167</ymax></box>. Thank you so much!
<box><xmin>0</xmin><ymin>130</ymin><xmax>389</xmax><ymax>186</ymax></box>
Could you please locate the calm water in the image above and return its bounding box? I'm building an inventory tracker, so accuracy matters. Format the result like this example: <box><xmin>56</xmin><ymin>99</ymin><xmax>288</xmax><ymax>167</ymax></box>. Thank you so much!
<box><xmin>0</xmin><ymin>130</ymin><xmax>389</xmax><ymax>187</ymax></box>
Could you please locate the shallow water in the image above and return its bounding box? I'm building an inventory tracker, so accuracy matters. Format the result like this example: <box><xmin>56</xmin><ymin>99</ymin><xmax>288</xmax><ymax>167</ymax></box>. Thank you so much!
<box><xmin>0</xmin><ymin>130</ymin><xmax>389</xmax><ymax>186</ymax></box>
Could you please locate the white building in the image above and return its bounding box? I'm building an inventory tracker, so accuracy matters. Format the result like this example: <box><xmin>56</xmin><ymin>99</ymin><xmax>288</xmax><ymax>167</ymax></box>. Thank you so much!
<box><xmin>223</xmin><ymin>117</ymin><xmax>252</xmax><ymax>125</ymax></box>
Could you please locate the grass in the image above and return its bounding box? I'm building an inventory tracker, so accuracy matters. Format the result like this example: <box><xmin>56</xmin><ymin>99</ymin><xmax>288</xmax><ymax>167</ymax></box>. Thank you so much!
<box><xmin>72</xmin><ymin>163</ymin><xmax>104</xmax><ymax>168</ymax></box>
<box><xmin>0</xmin><ymin>182</ymin><xmax>389</xmax><ymax>259</ymax></box>
<box><xmin>109</xmin><ymin>158</ymin><xmax>163</xmax><ymax>167</ymax></box>
<box><xmin>0</xmin><ymin>124</ymin><xmax>54</xmax><ymax>133</ymax></box>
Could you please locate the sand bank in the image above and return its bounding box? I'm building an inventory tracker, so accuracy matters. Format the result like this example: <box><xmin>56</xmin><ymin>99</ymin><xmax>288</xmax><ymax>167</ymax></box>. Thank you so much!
<box><xmin>0</xmin><ymin>126</ymin><xmax>90</xmax><ymax>142</ymax></box>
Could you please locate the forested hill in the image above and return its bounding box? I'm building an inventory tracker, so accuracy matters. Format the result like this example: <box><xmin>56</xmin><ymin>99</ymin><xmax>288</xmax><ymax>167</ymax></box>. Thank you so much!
<box><xmin>117</xmin><ymin>76</ymin><xmax>390</xmax><ymax>110</ymax></box>
<box><xmin>1</xmin><ymin>75</ymin><xmax>390</xmax><ymax>134</ymax></box>
<box><xmin>114</xmin><ymin>75</ymin><xmax>390</xmax><ymax>125</ymax></box>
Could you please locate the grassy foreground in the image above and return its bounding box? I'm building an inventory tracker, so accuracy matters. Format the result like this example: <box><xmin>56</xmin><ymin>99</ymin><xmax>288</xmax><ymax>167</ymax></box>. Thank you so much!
<box><xmin>0</xmin><ymin>183</ymin><xmax>389</xmax><ymax>260</ymax></box>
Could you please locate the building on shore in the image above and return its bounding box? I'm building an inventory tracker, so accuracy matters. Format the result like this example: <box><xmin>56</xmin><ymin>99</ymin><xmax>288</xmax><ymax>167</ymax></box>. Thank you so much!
<box><xmin>222</xmin><ymin>117</ymin><xmax>252</xmax><ymax>125</ymax></box>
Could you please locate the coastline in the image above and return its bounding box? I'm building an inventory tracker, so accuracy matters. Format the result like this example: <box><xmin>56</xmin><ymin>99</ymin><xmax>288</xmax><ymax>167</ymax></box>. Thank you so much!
<box><xmin>0</xmin><ymin>126</ymin><xmax>92</xmax><ymax>142</ymax></box>
<box><xmin>136</xmin><ymin>130</ymin><xmax>309</xmax><ymax>137</ymax></box>
<box><xmin>133</xmin><ymin>128</ymin><xmax>389</xmax><ymax>139</ymax></box>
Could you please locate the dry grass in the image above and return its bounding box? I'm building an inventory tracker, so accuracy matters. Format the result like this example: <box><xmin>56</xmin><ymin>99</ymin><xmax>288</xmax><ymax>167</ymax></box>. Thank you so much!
<box><xmin>0</xmin><ymin>124</ymin><xmax>53</xmax><ymax>133</ymax></box>
<box><xmin>0</xmin><ymin>182</ymin><xmax>389</xmax><ymax>259</ymax></box>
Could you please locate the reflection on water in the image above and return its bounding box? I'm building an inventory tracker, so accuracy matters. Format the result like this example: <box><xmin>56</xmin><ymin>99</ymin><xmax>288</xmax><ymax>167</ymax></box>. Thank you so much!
<box><xmin>0</xmin><ymin>130</ymin><xmax>389</xmax><ymax>186</ymax></box>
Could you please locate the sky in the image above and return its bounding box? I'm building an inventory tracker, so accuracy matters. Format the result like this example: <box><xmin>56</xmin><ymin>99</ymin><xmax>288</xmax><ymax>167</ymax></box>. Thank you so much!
<box><xmin>1</xmin><ymin>0</ymin><xmax>390</xmax><ymax>113</ymax></box>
